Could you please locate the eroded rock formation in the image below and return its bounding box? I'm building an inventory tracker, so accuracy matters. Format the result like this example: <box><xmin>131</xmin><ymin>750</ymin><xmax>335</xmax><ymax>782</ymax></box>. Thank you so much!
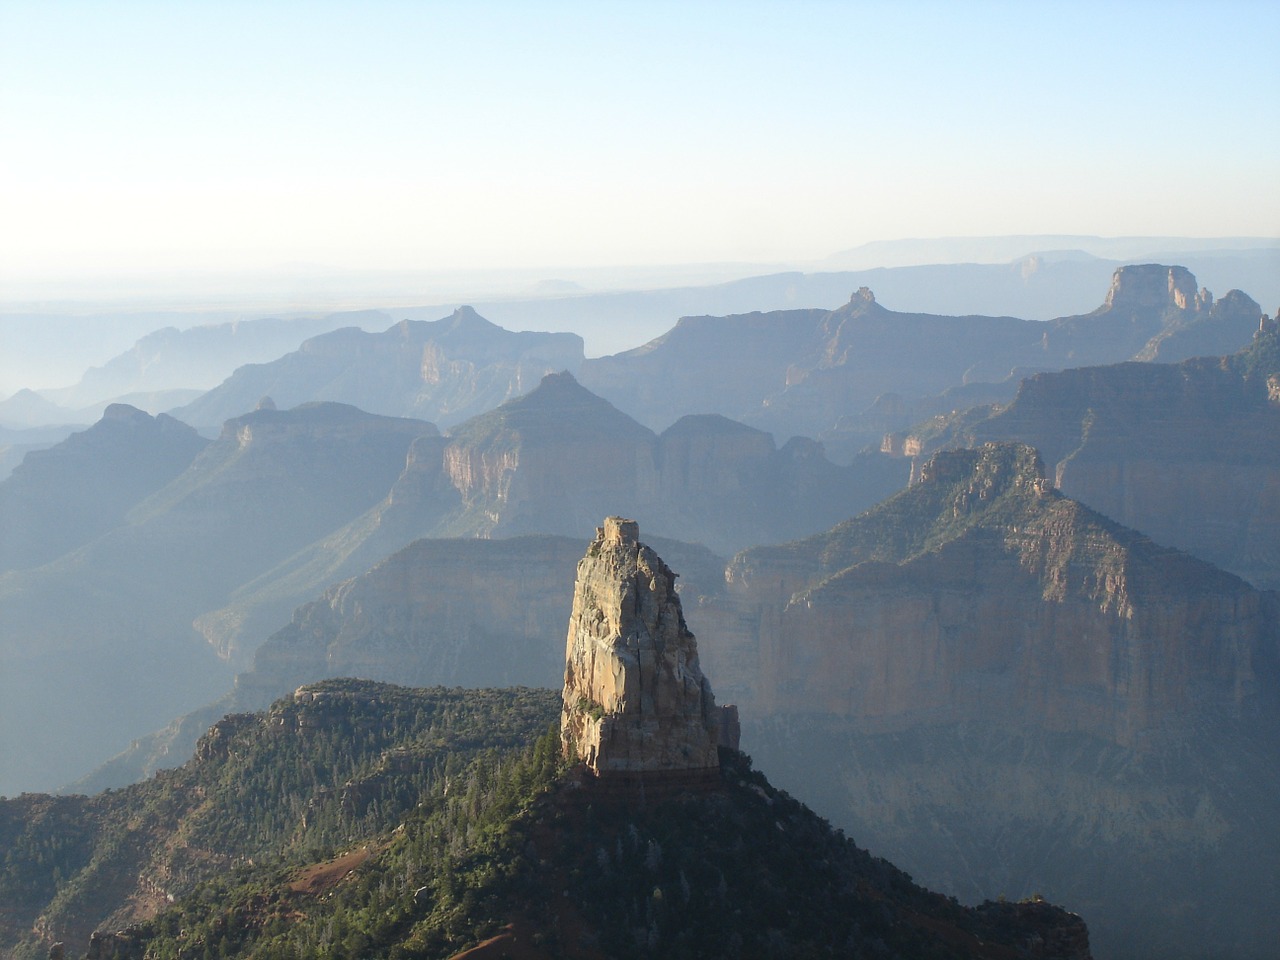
<box><xmin>561</xmin><ymin>518</ymin><xmax>726</xmax><ymax>783</ymax></box>
<box><xmin>908</xmin><ymin>324</ymin><xmax>1280</xmax><ymax>590</ymax></box>
<box><xmin>697</xmin><ymin>443</ymin><xmax>1273</xmax><ymax>745</ymax></box>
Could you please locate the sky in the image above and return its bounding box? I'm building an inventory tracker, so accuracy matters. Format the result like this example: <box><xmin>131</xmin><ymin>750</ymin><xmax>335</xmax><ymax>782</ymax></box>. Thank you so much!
<box><xmin>1</xmin><ymin>0</ymin><xmax>1278</xmax><ymax>287</ymax></box>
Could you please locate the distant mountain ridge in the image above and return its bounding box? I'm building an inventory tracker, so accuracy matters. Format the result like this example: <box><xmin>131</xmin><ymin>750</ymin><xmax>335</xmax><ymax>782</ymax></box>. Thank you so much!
<box><xmin>0</xmin><ymin>404</ymin><xmax>207</xmax><ymax>572</ymax></box>
<box><xmin>191</xmin><ymin>372</ymin><xmax>906</xmax><ymax>662</ymax></box>
<box><xmin>819</xmin><ymin>234</ymin><xmax>1279</xmax><ymax>269</ymax></box>
<box><xmin>62</xmin><ymin>440</ymin><xmax>1279</xmax><ymax>957</ymax></box>
<box><xmin>172</xmin><ymin>306</ymin><xmax>584</xmax><ymax>432</ymax></box>
<box><xmin>578</xmin><ymin>264</ymin><xmax>1265</xmax><ymax>446</ymax></box>
<box><xmin>0</xmin><ymin>402</ymin><xmax>437</xmax><ymax>796</ymax></box>
<box><xmin>0</xmin><ymin>517</ymin><xmax>1096</xmax><ymax>958</ymax></box>
<box><xmin>40</xmin><ymin>311</ymin><xmax>393</xmax><ymax>412</ymax></box>
<box><xmin>1</xmin><ymin>372</ymin><xmax>903</xmax><ymax>797</ymax></box>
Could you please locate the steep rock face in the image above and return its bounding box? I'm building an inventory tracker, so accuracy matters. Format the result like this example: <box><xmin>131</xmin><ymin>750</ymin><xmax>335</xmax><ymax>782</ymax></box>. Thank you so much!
<box><xmin>920</xmin><ymin>325</ymin><xmax>1280</xmax><ymax>589</ymax></box>
<box><xmin>158</xmin><ymin>375</ymin><xmax>906</xmax><ymax>690</ymax></box>
<box><xmin>246</xmin><ymin>536</ymin><xmax>587</xmax><ymax>699</ymax></box>
<box><xmin>561</xmin><ymin>518</ymin><xmax>722</xmax><ymax>779</ymax></box>
<box><xmin>0</xmin><ymin>404</ymin><xmax>208</xmax><ymax>572</ymax></box>
<box><xmin>685</xmin><ymin>442</ymin><xmax>1280</xmax><ymax>959</ymax></box>
<box><xmin>744</xmin><ymin>718</ymin><xmax>1277</xmax><ymax>960</ymax></box>
<box><xmin>699</xmin><ymin>443</ymin><xmax>1271</xmax><ymax>744</ymax></box>
<box><xmin>1033</xmin><ymin>264</ymin><xmax>1207</xmax><ymax>368</ymax></box>
<box><xmin>441</xmin><ymin>371</ymin><xmax>659</xmax><ymax>538</ymax></box>
<box><xmin>1135</xmin><ymin>287</ymin><xmax>1263</xmax><ymax>361</ymax></box>
<box><xmin>81</xmin><ymin>533</ymin><xmax>729</xmax><ymax>793</ymax></box>
<box><xmin>173</xmin><ymin>307</ymin><xmax>584</xmax><ymax>432</ymax></box>
<box><xmin>655</xmin><ymin>413</ymin><xmax>776</xmax><ymax>497</ymax></box>
<box><xmin>434</xmin><ymin>372</ymin><xmax>908</xmax><ymax>554</ymax></box>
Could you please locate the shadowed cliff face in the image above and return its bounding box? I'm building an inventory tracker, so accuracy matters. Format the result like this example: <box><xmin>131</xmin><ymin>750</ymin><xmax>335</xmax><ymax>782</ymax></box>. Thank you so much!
<box><xmin>0</xmin><ymin>402</ymin><xmax>437</xmax><ymax>796</ymax></box>
<box><xmin>0</xmin><ymin>404</ymin><xmax>208</xmax><ymax>572</ymax></box>
<box><xmin>684</xmin><ymin>441</ymin><xmax>1280</xmax><ymax>960</ymax></box>
<box><xmin>78</xmin><ymin>446</ymin><xmax>1270</xmax><ymax>957</ymax></box>
<box><xmin>699</xmin><ymin>443</ymin><xmax>1272</xmax><ymax>745</ymax></box>
<box><xmin>744</xmin><ymin>718</ymin><xmax>1278</xmax><ymax>960</ymax></box>
<box><xmin>246</xmin><ymin>535</ymin><xmax>587</xmax><ymax>698</ymax></box>
<box><xmin>924</xmin><ymin>325</ymin><xmax>1280</xmax><ymax>591</ymax></box>
<box><xmin>191</xmin><ymin>374</ymin><xmax>907</xmax><ymax>672</ymax></box>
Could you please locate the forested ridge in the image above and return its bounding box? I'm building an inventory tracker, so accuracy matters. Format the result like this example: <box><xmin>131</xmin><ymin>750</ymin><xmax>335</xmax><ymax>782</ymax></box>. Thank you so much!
<box><xmin>3</xmin><ymin>681</ymin><xmax>1088</xmax><ymax>960</ymax></box>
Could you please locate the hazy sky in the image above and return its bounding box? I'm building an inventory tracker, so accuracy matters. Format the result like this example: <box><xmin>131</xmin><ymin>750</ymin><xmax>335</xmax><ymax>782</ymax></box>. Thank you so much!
<box><xmin>2</xmin><ymin>0</ymin><xmax>1277</xmax><ymax>282</ymax></box>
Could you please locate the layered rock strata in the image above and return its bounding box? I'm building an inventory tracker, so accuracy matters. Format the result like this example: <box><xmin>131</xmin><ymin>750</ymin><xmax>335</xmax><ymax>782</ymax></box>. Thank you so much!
<box><xmin>580</xmin><ymin>265</ymin><xmax>1263</xmax><ymax>444</ymax></box>
<box><xmin>906</xmin><ymin>324</ymin><xmax>1280</xmax><ymax>590</ymax></box>
<box><xmin>696</xmin><ymin>443</ymin><xmax>1273</xmax><ymax>746</ymax></box>
<box><xmin>561</xmin><ymin>518</ymin><xmax>727</xmax><ymax>786</ymax></box>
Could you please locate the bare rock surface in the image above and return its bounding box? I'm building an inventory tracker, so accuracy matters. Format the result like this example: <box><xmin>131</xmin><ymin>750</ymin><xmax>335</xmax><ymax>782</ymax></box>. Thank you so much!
<box><xmin>561</xmin><ymin>518</ymin><xmax>722</xmax><ymax>779</ymax></box>
<box><xmin>911</xmin><ymin>322</ymin><xmax>1280</xmax><ymax>590</ymax></box>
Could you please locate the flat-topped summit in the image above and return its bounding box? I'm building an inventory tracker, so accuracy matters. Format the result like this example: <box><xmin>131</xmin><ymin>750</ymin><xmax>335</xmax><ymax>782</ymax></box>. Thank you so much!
<box><xmin>561</xmin><ymin>517</ymin><xmax>730</xmax><ymax>787</ymax></box>
<box><xmin>1103</xmin><ymin>262</ymin><xmax>1206</xmax><ymax>312</ymax></box>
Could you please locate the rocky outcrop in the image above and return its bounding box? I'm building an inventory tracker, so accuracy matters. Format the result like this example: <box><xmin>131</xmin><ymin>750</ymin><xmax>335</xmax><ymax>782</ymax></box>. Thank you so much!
<box><xmin>561</xmin><ymin>518</ymin><xmax>724</xmax><ymax>783</ymax></box>
<box><xmin>912</xmin><ymin>324</ymin><xmax>1280</xmax><ymax>590</ymax></box>
<box><xmin>1135</xmin><ymin>287</ymin><xmax>1263</xmax><ymax>362</ymax></box>
<box><xmin>190</xmin><ymin>374</ymin><xmax>908</xmax><ymax>666</ymax></box>
<box><xmin>698</xmin><ymin>443</ymin><xmax>1273</xmax><ymax>744</ymax></box>
<box><xmin>682</xmin><ymin>442</ymin><xmax>1280</xmax><ymax>959</ymax></box>
<box><xmin>431</xmin><ymin>371</ymin><xmax>908</xmax><ymax>554</ymax></box>
<box><xmin>77</xmin><ymin>533</ymin><xmax>729</xmax><ymax>793</ymax></box>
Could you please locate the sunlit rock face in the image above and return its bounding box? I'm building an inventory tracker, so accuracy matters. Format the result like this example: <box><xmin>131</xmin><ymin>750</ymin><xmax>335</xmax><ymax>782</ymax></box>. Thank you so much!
<box><xmin>560</xmin><ymin>517</ymin><xmax>723</xmax><ymax>782</ymax></box>
<box><xmin>697</xmin><ymin>443</ymin><xmax>1273</xmax><ymax>748</ymax></box>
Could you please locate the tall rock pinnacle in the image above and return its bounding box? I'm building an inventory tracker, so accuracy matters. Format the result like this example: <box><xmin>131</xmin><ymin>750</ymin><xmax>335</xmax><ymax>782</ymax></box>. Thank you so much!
<box><xmin>561</xmin><ymin>517</ymin><xmax>727</xmax><ymax>785</ymax></box>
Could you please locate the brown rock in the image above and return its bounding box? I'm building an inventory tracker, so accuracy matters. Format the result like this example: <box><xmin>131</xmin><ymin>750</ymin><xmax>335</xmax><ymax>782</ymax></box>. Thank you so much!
<box><xmin>697</xmin><ymin>443</ymin><xmax>1273</xmax><ymax>747</ymax></box>
<box><xmin>560</xmin><ymin>518</ymin><xmax>721</xmax><ymax>781</ymax></box>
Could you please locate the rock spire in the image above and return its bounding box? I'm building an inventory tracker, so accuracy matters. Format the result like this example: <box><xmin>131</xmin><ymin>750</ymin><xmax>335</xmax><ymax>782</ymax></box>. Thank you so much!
<box><xmin>561</xmin><ymin>517</ymin><xmax>729</xmax><ymax>786</ymax></box>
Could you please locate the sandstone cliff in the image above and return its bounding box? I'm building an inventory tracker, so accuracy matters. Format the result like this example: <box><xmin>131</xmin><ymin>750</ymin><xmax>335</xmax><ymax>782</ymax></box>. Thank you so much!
<box><xmin>78</xmin><ymin>533</ymin><xmax>729</xmax><ymax>792</ymax></box>
<box><xmin>700</xmin><ymin>443</ymin><xmax>1272</xmax><ymax>743</ymax></box>
<box><xmin>912</xmin><ymin>324</ymin><xmax>1280</xmax><ymax>590</ymax></box>
<box><xmin>561</xmin><ymin>518</ymin><xmax>723</xmax><ymax>781</ymax></box>
<box><xmin>191</xmin><ymin>375</ymin><xmax>907</xmax><ymax>666</ymax></box>
<box><xmin>684</xmin><ymin>442</ymin><xmax>1280</xmax><ymax>959</ymax></box>
<box><xmin>418</xmin><ymin>371</ymin><xmax>907</xmax><ymax>555</ymax></box>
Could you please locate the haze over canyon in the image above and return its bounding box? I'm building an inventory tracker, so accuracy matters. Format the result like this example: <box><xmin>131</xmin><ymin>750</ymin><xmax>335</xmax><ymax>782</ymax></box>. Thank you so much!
<box><xmin>1</xmin><ymin>239</ymin><xmax>1277</xmax><ymax>960</ymax></box>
